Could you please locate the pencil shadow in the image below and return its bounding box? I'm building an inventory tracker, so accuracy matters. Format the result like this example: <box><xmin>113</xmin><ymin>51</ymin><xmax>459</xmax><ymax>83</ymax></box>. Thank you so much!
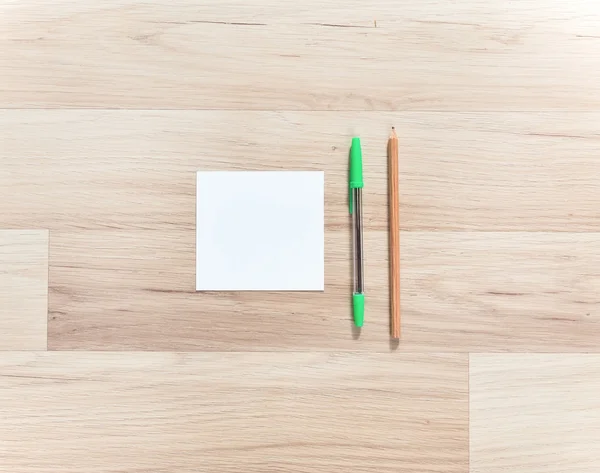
<box><xmin>389</xmin><ymin>337</ymin><xmax>399</xmax><ymax>351</ymax></box>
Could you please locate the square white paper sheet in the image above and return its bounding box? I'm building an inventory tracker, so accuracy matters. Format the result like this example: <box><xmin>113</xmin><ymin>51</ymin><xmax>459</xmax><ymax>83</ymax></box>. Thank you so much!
<box><xmin>196</xmin><ymin>171</ymin><xmax>324</xmax><ymax>291</ymax></box>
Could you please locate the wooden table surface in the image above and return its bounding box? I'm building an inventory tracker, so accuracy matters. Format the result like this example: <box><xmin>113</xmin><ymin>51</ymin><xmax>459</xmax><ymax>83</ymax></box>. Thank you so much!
<box><xmin>2</xmin><ymin>1</ymin><xmax>600</xmax><ymax>471</ymax></box>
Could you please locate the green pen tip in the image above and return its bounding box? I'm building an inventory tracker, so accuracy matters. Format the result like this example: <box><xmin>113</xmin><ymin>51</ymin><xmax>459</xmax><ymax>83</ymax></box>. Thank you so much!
<box><xmin>353</xmin><ymin>293</ymin><xmax>365</xmax><ymax>327</ymax></box>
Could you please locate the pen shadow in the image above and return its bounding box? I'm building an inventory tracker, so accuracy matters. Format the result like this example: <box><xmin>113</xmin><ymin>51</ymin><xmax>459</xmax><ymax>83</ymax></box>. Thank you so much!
<box><xmin>351</xmin><ymin>323</ymin><xmax>361</xmax><ymax>340</ymax></box>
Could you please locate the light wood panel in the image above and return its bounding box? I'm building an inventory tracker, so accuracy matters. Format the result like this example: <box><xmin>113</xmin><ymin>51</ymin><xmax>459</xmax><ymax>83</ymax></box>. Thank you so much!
<box><xmin>0</xmin><ymin>352</ymin><xmax>468</xmax><ymax>472</ymax></box>
<box><xmin>470</xmin><ymin>354</ymin><xmax>600</xmax><ymax>473</ymax></box>
<box><xmin>4</xmin><ymin>110</ymin><xmax>600</xmax><ymax>232</ymax></box>
<box><xmin>404</xmin><ymin>233</ymin><xmax>600</xmax><ymax>351</ymax></box>
<box><xmin>0</xmin><ymin>230</ymin><xmax>48</xmax><ymax>350</ymax></box>
<box><xmin>43</xmin><ymin>231</ymin><xmax>600</xmax><ymax>351</ymax></box>
<box><xmin>2</xmin><ymin>1</ymin><xmax>599</xmax><ymax>109</ymax></box>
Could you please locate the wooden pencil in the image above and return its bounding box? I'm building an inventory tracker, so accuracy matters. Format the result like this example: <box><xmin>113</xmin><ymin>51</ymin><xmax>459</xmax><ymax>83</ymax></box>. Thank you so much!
<box><xmin>388</xmin><ymin>127</ymin><xmax>400</xmax><ymax>339</ymax></box>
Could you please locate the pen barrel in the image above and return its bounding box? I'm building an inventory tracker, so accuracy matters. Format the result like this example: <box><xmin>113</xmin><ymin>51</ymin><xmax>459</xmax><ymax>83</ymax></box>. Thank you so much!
<box><xmin>352</xmin><ymin>188</ymin><xmax>364</xmax><ymax>294</ymax></box>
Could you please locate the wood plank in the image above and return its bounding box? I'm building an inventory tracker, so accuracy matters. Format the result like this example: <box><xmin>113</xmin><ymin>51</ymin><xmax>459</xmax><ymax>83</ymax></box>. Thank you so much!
<box><xmin>470</xmin><ymin>354</ymin><xmax>600</xmax><ymax>473</ymax></box>
<box><xmin>46</xmin><ymin>230</ymin><xmax>600</xmax><ymax>351</ymax></box>
<box><xmin>404</xmin><ymin>233</ymin><xmax>600</xmax><ymax>352</ymax></box>
<box><xmin>3</xmin><ymin>110</ymin><xmax>600</xmax><ymax>232</ymax></box>
<box><xmin>0</xmin><ymin>230</ymin><xmax>48</xmax><ymax>350</ymax></box>
<box><xmin>0</xmin><ymin>352</ymin><xmax>468</xmax><ymax>472</ymax></box>
<box><xmin>2</xmin><ymin>1</ymin><xmax>599</xmax><ymax>109</ymax></box>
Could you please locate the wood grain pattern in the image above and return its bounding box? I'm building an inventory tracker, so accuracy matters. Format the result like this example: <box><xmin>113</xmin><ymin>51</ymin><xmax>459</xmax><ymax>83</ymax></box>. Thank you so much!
<box><xmin>0</xmin><ymin>352</ymin><xmax>468</xmax><ymax>472</ymax></box>
<box><xmin>4</xmin><ymin>110</ymin><xmax>600</xmax><ymax>232</ymax></box>
<box><xmin>2</xmin><ymin>1</ymin><xmax>600</xmax><ymax>109</ymax></box>
<box><xmin>28</xmin><ymin>230</ymin><xmax>600</xmax><ymax>351</ymax></box>
<box><xmin>3</xmin><ymin>111</ymin><xmax>600</xmax><ymax>350</ymax></box>
<box><xmin>470</xmin><ymin>354</ymin><xmax>600</xmax><ymax>473</ymax></box>
<box><xmin>405</xmin><ymin>233</ymin><xmax>600</xmax><ymax>352</ymax></box>
<box><xmin>4</xmin><ymin>0</ymin><xmax>600</xmax><ymax>469</ymax></box>
<box><xmin>0</xmin><ymin>230</ymin><xmax>48</xmax><ymax>350</ymax></box>
<box><xmin>3</xmin><ymin>110</ymin><xmax>600</xmax><ymax>350</ymax></box>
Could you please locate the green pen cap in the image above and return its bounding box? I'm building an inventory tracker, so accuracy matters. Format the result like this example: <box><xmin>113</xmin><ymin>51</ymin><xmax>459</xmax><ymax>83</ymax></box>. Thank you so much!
<box><xmin>349</xmin><ymin>137</ymin><xmax>363</xmax><ymax>214</ymax></box>
<box><xmin>349</xmin><ymin>137</ymin><xmax>364</xmax><ymax>189</ymax></box>
<box><xmin>352</xmin><ymin>293</ymin><xmax>365</xmax><ymax>327</ymax></box>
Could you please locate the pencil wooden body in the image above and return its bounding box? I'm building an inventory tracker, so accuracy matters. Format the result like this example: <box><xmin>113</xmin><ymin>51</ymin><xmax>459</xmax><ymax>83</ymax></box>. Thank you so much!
<box><xmin>388</xmin><ymin>130</ymin><xmax>400</xmax><ymax>339</ymax></box>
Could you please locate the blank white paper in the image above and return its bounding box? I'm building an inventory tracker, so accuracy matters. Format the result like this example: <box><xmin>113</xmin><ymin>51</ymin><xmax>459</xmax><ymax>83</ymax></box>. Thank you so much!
<box><xmin>196</xmin><ymin>171</ymin><xmax>324</xmax><ymax>291</ymax></box>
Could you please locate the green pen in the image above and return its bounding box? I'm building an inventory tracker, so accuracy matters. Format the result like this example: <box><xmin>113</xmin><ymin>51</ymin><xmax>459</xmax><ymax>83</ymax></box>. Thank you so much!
<box><xmin>349</xmin><ymin>137</ymin><xmax>365</xmax><ymax>327</ymax></box>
